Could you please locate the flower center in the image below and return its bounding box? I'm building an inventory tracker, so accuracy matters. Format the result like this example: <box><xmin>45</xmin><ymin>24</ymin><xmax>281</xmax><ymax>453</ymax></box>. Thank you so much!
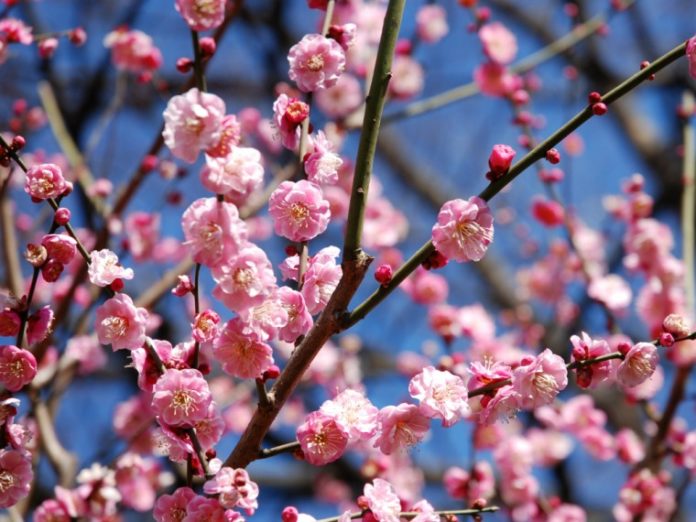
<box><xmin>0</xmin><ymin>470</ymin><xmax>15</xmax><ymax>492</ymax></box>
<box><xmin>290</xmin><ymin>203</ymin><xmax>309</xmax><ymax>222</ymax></box>
<box><xmin>172</xmin><ymin>390</ymin><xmax>194</xmax><ymax>414</ymax></box>
<box><xmin>233</xmin><ymin>268</ymin><xmax>254</xmax><ymax>289</ymax></box>
<box><xmin>455</xmin><ymin>220</ymin><xmax>484</xmax><ymax>243</ymax></box>
<box><xmin>194</xmin><ymin>0</ymin><xmax>217</xmax><ymax>15</ymax></box>
<box><xmin>102</xmin><ymin>316</ymin><xmax>128</xmax><ymax>340</ymax></box>
<box><xmin>306</xmin><ymin>54</ymin><xmax>324</xmax><ymax>72</ymax></box>
<box><xmin>533</xmin><ymin>373</ymin><xmax>558</xmax><ymax>403</ymax></box>
<box><xmin>200</xmin><ymin>222</ymin><xmax>222</xmax><ymax>245</ymax></box>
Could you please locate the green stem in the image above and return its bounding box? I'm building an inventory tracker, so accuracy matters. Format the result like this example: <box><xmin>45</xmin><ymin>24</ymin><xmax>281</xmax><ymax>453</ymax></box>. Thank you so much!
<box><xmin>342</xmin><ymin>0</ymin><xmax>406</xmax><ymax>261</ymax></box>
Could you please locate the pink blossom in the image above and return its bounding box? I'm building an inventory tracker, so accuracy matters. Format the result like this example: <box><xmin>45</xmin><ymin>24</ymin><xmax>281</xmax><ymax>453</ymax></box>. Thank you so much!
<box><xmin>479</xmin><ymin>22</ymin><xmax>518</xmax><ymax>64</ymax></box>
<box><xmin>0</xmin><ymin>345</ymin><xmax>37</xmax><ymax>392</ymax></box>
<box><xmin>578</xmin><ymin>426</ymin><xmax>616</xmax><ymax>460</ymax></box>
<box><xmin>363</xmin><ymin>197</ymin><xmax>409</xmax><ymax>249</ymax></box>
<box><xmin>409</xmin><ymin>366</ymin><xmax>471</xmax><ymax>426</ymax></box>
<box><xmin>288</xmin><ymin>34</ymin><xmax>346</xmax><ymax>92</ymax></box>
<box><xmin>488</xmin><ymin>144</ymin><xmax>516</xmax><ymax>177</ymax></box>
<box><xmin>33</xmin><ymin>499</ymin><xmax>71</xmax><ymax>522</ymax></box>
<box><xmin>154</xmin><ymin>486</ymin><xmax>196</xmax><ymax>522</ymax></box>
<box><xmin>200</xmin><ymin>147</ymin><xmax>264</xmax><ymax>205</ymax></box>
<box><xmin>64</xmin><ymin>335</ymin><xmax>106</xmax><ymax>375</ymax></box>
<box><xmin>388</xmin><ymin>55</ymin><xmax>424</xmax><ymax>99</ymax></box>
<box><xmin>0</xmin><ymin>449</ymin><xmax>32</xmax><ymax>508</ymax></box>
<box><xmin>587</xmin><ymin>274</ymin><xmax>632</xmax><ymax>314</ymax></box>
<box><xmin>191</xmin><ymin>309</ymin><xmax>220</xmax><ymax>344</ymax></box>
<box><xmin>304</xmin><ymin>131</ymin><xmax>342</xmax><ymax>185</ymax></box>
<box><xmin>297</xmin><ymin>410</ymin><xmax>349</xmax><ymax>465</ymax></box>
<box><xmin>0</xmin><ymin>309</ymin><xmax>20</xmax><ymax>337</ymax></box>
<box><xmin>212</xmin><ymin>244</ymin><xmax>276</xmax><ymax>313</ymax></box>
<box><xmin>474</xmin><ymin>62</ymin><xmax>520</xmax><ymax>97</ymax></box>
<box><xmin>276</xmin><ymin>286</ymin><xmax>313</xmax><ymax>343</ymax></box>
<box><xmin>531</xmin><ymin>198</ymin><xmax>565</xmax><ymax>227</ymax></box>
<box><xmin>26</xmin><ymin>305</ymin><xmax>54</xmax><ymax>345</ymax></box>
<box><xmin>432</xmin><ymin>197</ymin><xmax>494</xmax><ymax>262</ymax></box>
<box><xmin>363</xmin><ymin>478</ymin><xmax>401</xmax><ymax>522</ymax></box>
<box><xmin>24</xmin><ymin>163</ymin><xmax>70</xmax><ymax>200</ymax></box>
<box><xmin>125</xmin><ymin>211</ymin><xmax>160</xmax><ymax>261</ymax></box>
<box><xmin>512</xmin><ymin>349</ymin><xmax>568</xmax><ymax>409</ymax></box>
<box><xmin>103</xmin><ymin>28</ymin><xmax>162</xmax><ymax>73</ymax></box>
<box><xmin>314</xmin><ymin>73</ymin><xmax>362</xmax><ymax>119</ymax></box>
<box><xmin>570</xmin><ymin>332</ymin><xmax>614</xmax><ymax>388</ymax></box>
<box><xmin>319</xmin><ymin>389</ymin><xmax>378</xmax><ymax>443</ymax></box>
<box><xmin>203</xmin><ymin>467</ymin><xmax>259</xmax><ymax>513</ymax></box>
<box><xmin>42</xmin><ymin>234</ymin><xmax>77</xmax><ymax>265</ymax></box>
<box><xmin>272</xmin><ymin>94</ymin><xmax>309</xmax><ymax>150</ymax></box>
<box><xmin>374</xmin><ymin>403</ymin><xmax>430</xmax><ymax>455</ymax></box>
<box><xmin>238</xmin><ymin>294</ymin><xmax>289</xmax><ymax>341</ymax></box>
<box><xmin>617</xmin><ymin>342</ymin><xmax>658</xmax><ymax>388</ymax></box>
<box><xmin>269</xmin><ymin>180</ymin><xmax>331</xmax><ymax>242</ymax></box>
<box><xmin>182</xmin><ymin>496</ymin><xmax>230</xmax><ymax>522</ymax></box>
<box><xmin>615</xmin><ymin>428</ymin><xmax>645</xmax><ymax>464</ymax></box>
<box><xmin>163</xmin><ymin>88</ymin><xmax>226</xmax><ymax>163</ymax></box>
<box><xmin>114</xmin><ymin>453</ymin><xmax>162</xmax><ymax>512</ymax></box>
<box><xmin>301</xmin><ymin>246</ymin><xmax>342</xmax><ymax>314</ymax></box>
<box><xmin>206</xmin><ymin>114</ymin><xmax>242</xmax><ymax>158</ymax></box>
<box><xmin>0</xmin><ymin>18</ymin><xmax>33</xmax><ymax>44</ymax></box>
<box><xmin>443</xmin><ymin>462</ymin><xmax>495</xmax><ymax>502</ymax></box>
<box><xmin>213</xmin><ymin>318</ymin><xmax>274</xmax><ymax>378</ymax></box>
<box><xmin>687</xmin><ymin>36</ymin><xmax>696</xmax><ymax>79</ymax></box>
<box><xmin>88</xmin><ymin>249</ymin><xmax>134</xmax><ymax>287</ymax></box>
<box><xmin>151</xmin><ymin>368</ymin><xmax>212</xmax><ymax>426</ymax></box>
<box><xmin>181</xmin><ymin>197</ymin><xmax>248</xmax><ymax>266</ymax></box>
<box><xmin>416</xmin><ymin>5</ymin><xmax>449</xmax><ymax>43</ymax></box>
<box><xmin>95</xmin><ymin>293</ymin><xmax>148</xmax><ymax>350</ymax></box>
<box><xmin>402</xmin><ymin>267</ymin><xmax>448</xmax><ymax>305</ymax></box>
<box><xmin>175</xmin><ymin>0</ymin><xmax>226</xmax><ymax>31</ymax></box>
<box><xmin>428</xmin><ymin>304</ymin><xmax>460</xmax><ymax>342</ymax></box>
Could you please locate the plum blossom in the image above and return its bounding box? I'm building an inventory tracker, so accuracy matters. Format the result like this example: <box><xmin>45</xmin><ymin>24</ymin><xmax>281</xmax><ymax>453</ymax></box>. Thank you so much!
<box><xmin>181</xmin><ymin>197</ymin><xmax>248</xmax><ymax>266</ymax></box>
<box><xmin>512</xmin><ymin>349</ymin><xmax>568</xmax><ymax>409</ymax></box>
<box><xmin>0</xmin><ymin>449</ymin><xmax>33</xmax><ymax>508</ymax></box>
<box><xmin>238</xmin><ymin>294</ymin><xmax>289</xmax><ymax>341</ymax></box>
<box><xmin>617</xmin><ymin>342</ymin><xmax>658</xmax><ymax>388</ymax></box>
<box><xmin>200</xmin><ymin>146</ymin><xmax>264</xmax><ymax>204</ymax></box>
<box><xmin>0</xmin><ymin>345</ymin><xmax>37</xmax><ymax>392</ymax></box>
<box><xmin>388</xmin><ymin>55</ymin><xmax>424</xmax><ymax>99</ymax></box>
<box><xmin>175</xmin><ymin>0</ymin><xmax>226</xmax><ymax>31</ymax></box>
<box><xmin>88</xmin><ymin>249</ymin><xmax>134</xmax><ymax>287</ymax></box>
<box><xmin>24</xmin><ymin>163</ymin><xmax>70</xmax><ymax>200</ymax></box>
<box><xmin>26</xmin><ymin>305</ymin><xmax>54</xmax><ymax>345</ymax></box>
<box><xmin>474</xmin><ymin>62</ymin><xmax>520</xmax><ymax>97</ymax></box>
<box><xmin>479</xmin><ymin>22</ymin><xmax>518</xmax><ymax>64</ymax></box>
<box><xmin>319</xmin><ymin>389</ymin><xmax>378</xmax><ymax>443</ymax></box>
<box><xmin>416</xmin><ymin>5</ymin><xmax>449</xmax><ymax>43</ymax></box>
<box><xmin>432</xmin><ymin>197</ymin><xmax>494</xmax><ymax>262</ymax></box>
<box><xmin>213</xmin><ymin>318</ymin><xmax>274</xmax><ymax>378</ymax></box>
<box><xmin>191</xmin><ymin>309</ymin><xmax>220</xmax><ymax>344</ymax></box>
<box><xmin>288</xmin><ymin>34</ymin><xmax>346</xmax><ymax>92</ymax></box>
<box><xmin>42</xmin><ymin>234</ymin><xmax>77</xmax><ymax>265</ymax></box>
<box><xmin>301</xmin><ymin>246</ymin><xmax>342</xmax><ymax>314</ymax></box>
<box><xmin>409</xmin><ymin>366</ymin><xmax>471</xmax><ymax>426</ymax></box>
<box><xmin>374</xmin><ymin>403</ymin><xmax>430</xmax><ymax>455</ymax></box>
<box><xmin>304</xmin><ymin>131</ymin><xmax>342</xmax><ymax>185</ymax></box>
<box><xmin>269</xmin><ymin>180</ymin><xmax>331</xmax><ymax>242</ymax></box>
<box><xmin>272</xmin><ymin>94</ymin><xmax>309</xmax><ymax>150</ymax></box>
<box><xmin>152</xmin><ymin>368</ymin><xmax>212</xmax><ymax>426</ymax></box>
<box><xmin>570</xmin><ymin>332</ymin><xmax>615</xmax><ymax>388</ymax></box>
<box><xmin>153</xmin><ymin>486</ymin><xmax>196</xmax><ymax>522</ymax></box>
<box><xmin>276</xmin><ymin>286</ymin><xmax>313</xmax><ymax>343</ymax></box>
<box><xmin>203</xmin><ymin>467</ymin><xmax>259</xmax><ymax>513</ymax></box>
<box><xmin>125</xmin><ymin>211</ymin><xmax>160</xmax><ymax>261</ymax></box>
<box><xmin>103</xmin><ymin>28</ymin><xmax>162</xmax><ymax>74</ymax></box>
<box><xmin>314</xmin><ymin>73</ymin><xmax>362</xmax><ymax>118</ymax></box>
<box><xmin>212</xmin><ymin>244</ymin><xmax>276</xmax><ymax>313</ymax></box>
<box><xmin>95</xmin><ymin>293</ymin><xmax>148</xmax><ymax>350</ymax></box>
<box><xmin>296</xmin><ymin>411</ymin><xmax>349</xmax><ymax>465</ymax></box>
<box><xmin>587</xmin><ymin>274</ymin><xmax>632</xmax><ymax>314</ymax></box>
<box><xmin>163</xmin><ymin>88</ymin><xmax>225</xmax><ymax>163</ymax></box>
<box><xmin>363</xmin><ymin>478</ymin><xmax>401</xmax><ymax>522</ymax></box>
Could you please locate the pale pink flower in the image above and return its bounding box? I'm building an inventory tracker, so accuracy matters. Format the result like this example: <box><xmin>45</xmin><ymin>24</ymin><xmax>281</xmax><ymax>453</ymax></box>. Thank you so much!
<box><xmin>238</xmin><ymin>294</ymin><xmax>289</xmax><ymax>341</ymax></box>
<box><xmin>416</xmin><ymin>5</ymin><xmax>448</xmax><ymax>43</ymax></box>
<box><xmin>479</xmin><ymin>22</ymin><xmax>518</xmax><ymax>64</ymax></box>
<box><xmin>152</xmin><ymin>368</ymin><xmax>212</xmax><ymax>426</ymax></box>
<box><xmin>363</xmin><ymin>478</ymin><xmax>401</xmax><ymax>522</ymax></box>
<box><xmin>0</xmin><ymin>449</ymin><xmax>32</xmax><ymax>508</ymax></box>
<box><xmin>191</xmin><ymin>309</ymin><xmax>220</xmax><ymax>344</ymax></box>
<box><xmin>33</xmin><ymin>499</ymin><xmax>70</xmax><ymax>522</ymax></box>
<box><xmin>388</xmin><ymin>55</ymin><xmax>424</xmax><ymax>99</ymax></box>
<box><xmin>548</xmin><ymin>504</ymin><xmax>587</xmax><ymax>522</ymax></box>
<box><xmin>181</xmin><ymin>197</ymin><xmax>248</xmax><ymax>266</ymax></box>
<box><xmin>474</xmin><ymin>62</ymin><xmax>520</xmax><ymax>97</ymax></box>
<box><xmin>95</xmin><ymin>293</ymin><xmax>148</xmax><ymax>350</ymax></box>
<box><xmin>276</xmin><ymin>286</ymin><xmax>313</xmax><ymax>343</ymax></box>
<box><xmin>432</xmin><ymin>197</ymin><xmax>494</xmax><ymax>262</ymax></box>
<box><xmin>402</xmin><ymin>267</ymin><xmax>448</xmax><ymax>305</ymax></box>
<box><xmin>65</xmin><ymin>335</ymin><xmax>105</xmax><ymax>374</ymax></box>
<box><xmin>319</xmin><ymin>389</ymin><xmax>378</xmax><ymax>443</ymax></box>
<box><xmin>297</xmin><ymin>410</ymin><xmax>349</xmax><ymax>465</ymax></box>
<box><xmin>363</xmin><ymin>197</ymin><xmax>409</xmax><ymax>249</ymax></box>
<box><xmin>408</xmin><ymin>499</ymin><xmax>439</xmax><ymax>522</ymax></box>
<box><xmin>269</xmin><ymin>180</ymin><xmax>331</xmax><ymax>242</ymax></box>
<box><xmin>203</xmin><ymin>467</ymin><xmax>259</xmax><ymax>513</ymax></box>
<box><xmin>190</xmin><ymin>404</ymin><xmax>224</xmax><ymax>454</ymax></box>
<box><xmin>409</xmin><ymin>366</ymin><xmax>470</xmax><ymax>426</ymax></box>
<box><xmin>272</xmin><ymin>94</ymin><xmax>308</xmax><ymax>150</ymax></box>
<box><xmin>617</xmin><ymin>342</ymin><xmax>658</xmax><ymax>388</ymax></box>
<box><xmin>24</xmin><ymin>163</ymin><xmax>70</xmax><ymax>200</ymax></box>
<box><xmin>314</xmin><ymin>73</ymin><xmax>362</xmax><ymax>119</ymax></box>
<box><xmin>428</xmin><ymin>304</ymin><xmax>460</xmax><ymax>342</ymax></box>
<box><xmin>153</xmin><ymin>486</ymin><xmax>196</xmax><ymax>522</ymax></box>
<box><xmin>114</xmin><ymin>453</ymin><xmax>163</xmax><ymax>512</ymax></box>
<box><xmin>211</xmin><ymin>244</ymin><xmax>276</xmax><ymax>313</ymax></box>
<box><xmin>213</xmin><ymin>318</ymin><xmax>274</xmax><ymax>378</ymax></box>
<box><xmin>175</xmin><ymin>0</ymin><xmax>226</xmax><ymax>31</ymax></box>
<box><xmin>570</xmin><ymin>332</ymin><xmax>614</xmax><ymax>388</ymax></box>
<box><xmin>103</xmin><ymin>28</ymin><xmax>162</xmax><ymax>73</ymax></box>
<box><xmin>687</xmin><ymin>36</ymin><xmax>696</xmax><ymax>79</ymax></box>
<box><xmin>288</xmin><ymin>34</ymin><xmax>346</xmax><ymax>92</ymax></box>
<box><xmin>301</xmin><ymin>246</ymin><xmax>342</xmax><ymax>315</ymax></box>
<box><xmin>200</xmin><ymin>147</ymin><xmax>264</xmax><ymax>205</ymax></box>
<box><xmin>527</xmin><ymin>428</ymin><xmax>573</xmax><ymax>466</ymax></box>
<box><xmin>587</xmin><ymin>274</ymin><xmax>632</xmax><ymax>314</ymax></box>
<box><xmin>512</xmin><ymin>349</ymin><xmax>568</xmax><ymax>409</ymax></box>
<box><xmin>578</xmin><ymin>426</ymin><xmax>616</xmax><ymax>460</ymax></box>
<box><xmin>304</xmin><ymin>131</ymin><xmax>342</xmax><ymax>185</ymax></box>
<box><xmin>26</xmin><ymin>305</ymin><xmax>54</xmax><ymax>345</ymax></box>
<box><xmin>163</xmin><ymin>88</ymin><xmax>225</xmax><ymax>163</ymax></box>
<box><xmin>42</xmin><ymin>234</ymin><xmax>77</xmax><ymax>265</ymax></box>
<box><xmin>374</xmin><ymin>403</ymin><xmax>430</xmax><ymax>455</ymax></box>
<box><xmin>0</xmin><ymin>345</ymin><xmax>37</xmax><ymax>391</ymax></box>
<box><xmin>125</xmin><ymin>211</ymin><xmax>160</xmax><ymax>261</ymax></box>
<box><xmin>88</xmin><ymin>249</ymin><xmax>134</xmax><ymax>287</ymax></box>
<box><xmin>443</xmin><ymin>462</ymin><xmax>495</xmax><ymax>502</ymax></box>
